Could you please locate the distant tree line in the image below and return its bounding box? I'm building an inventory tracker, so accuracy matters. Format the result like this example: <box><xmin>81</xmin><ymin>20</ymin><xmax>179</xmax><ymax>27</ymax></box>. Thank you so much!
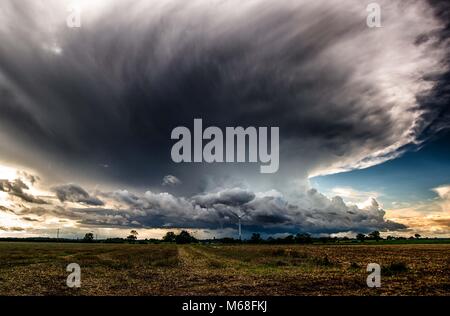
<box><xmin>0</xmin><ymin>230</ymin><xmax>436</xmax><ymax>244</ymax></box>
<box><xmin>204</xmin><ymin>231</ymin><xmax>428</xmax><ymax>244</ymax></box>
<box><xmin>102</xmin><ymin>230</ymin><xmax>199</xmax><ymax>244</ymax></box>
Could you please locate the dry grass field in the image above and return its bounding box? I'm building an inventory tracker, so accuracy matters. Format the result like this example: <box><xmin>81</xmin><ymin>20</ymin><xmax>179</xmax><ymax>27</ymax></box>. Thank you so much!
<box><xmin>0</xmin><ymin>242</ymin><xmax>448</xmax><ymax>296</ymax></box>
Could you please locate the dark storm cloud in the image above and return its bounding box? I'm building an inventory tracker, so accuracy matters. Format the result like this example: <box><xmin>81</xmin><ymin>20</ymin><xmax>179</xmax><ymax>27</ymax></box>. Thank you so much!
<box><xmin>0</xmin><ymin>179</ymin><xmax>47</xmax><ymax>204</ymax></box>
<box><xmin>0</xmin><ymin>0</ymin><xmax>448</xmax><ymax>193</ymax></box>
<box><xmin>415</xmin><ymin>0</ymin><xmax>450</xmax><ymax>144</ymax></box>
<box><xmin>0</xmin><ymin>0</ymin><xmax>448</xmax><ymax>235</ymax></box>
<box><xmin>16</xmin><ymin>184</ymin><xmax>405</xmax><ymax>234</ymax></box>
<box><xmin>192</xmin><ymin>188</ymin><xmax>255</xmax><ymax>207</ymax></box>
<box><xmin>52</xmin><ymin>184</ymin><xmax>104</xmax><ymax>206</ymax></box>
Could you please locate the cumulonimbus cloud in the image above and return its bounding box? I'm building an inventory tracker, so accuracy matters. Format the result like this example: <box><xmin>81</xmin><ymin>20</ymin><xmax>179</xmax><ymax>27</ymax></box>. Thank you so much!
<box><xmin>0</xmin><ymin>0</ymin><xmax>448</xmax><ymax>236</ymax></box>
<box><xmin>0</xmin><ymin>0</ymin><xmax>448</xmax><ymax>193</ymax></box>
<box><xmin>5</xmin><ymin>181</ymin><xmax>406</xmax><ymax>235</ymax></box>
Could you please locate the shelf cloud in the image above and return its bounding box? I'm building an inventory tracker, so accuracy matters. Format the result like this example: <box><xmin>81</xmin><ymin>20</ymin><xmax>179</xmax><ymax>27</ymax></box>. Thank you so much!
<box><xmin>4</xmin><ymin>179</ymin><xmax>406</xmax><ymax>234</ymax></box>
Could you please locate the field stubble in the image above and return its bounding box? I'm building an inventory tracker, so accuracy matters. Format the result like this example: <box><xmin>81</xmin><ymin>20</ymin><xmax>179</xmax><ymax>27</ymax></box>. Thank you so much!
<box><xmin>0</xmin><ymin>242</ymin><xmax>448</xmax><ymax>295</ymax></box>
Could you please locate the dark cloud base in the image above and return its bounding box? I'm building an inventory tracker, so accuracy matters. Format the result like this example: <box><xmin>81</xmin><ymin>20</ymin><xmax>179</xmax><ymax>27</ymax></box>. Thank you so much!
<box><xmin>0</xmin><ymin>0</ymin><xmax>448</xmax><ymax>194</ymax></box>
<box><xmin>3</xmin><ymin>177</ymin><xmax>406</xmax><ymax>235</ymax></box>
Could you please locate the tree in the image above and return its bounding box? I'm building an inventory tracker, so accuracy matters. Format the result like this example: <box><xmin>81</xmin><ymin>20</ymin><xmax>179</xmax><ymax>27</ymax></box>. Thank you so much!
<box><xmin>126</xmin><ymin>230</ymin><xmax>138</xmax><ymax>242</ymax></box>
<box><xmin>249</xmin><ymin>233</ymin><xmax>262</xmax><ymax>244</ymax></box>
<box><xmin>83</xmin><ymin>232</ymin><xmax>94</xmax><ymax>242</ymax></box>
<box><xmin>175</xmin><ymin>230</ymin><xmax>197</xmax><ymax>244</ymax></box>
<box><xmin>295</xmin><ymin>233</ymin><xmax>312</xmax><ymax>244</ymax></box>
<box><xmin>163</xmin><ymin>231</ymin><xmax>176</xmax><ymax>242</ymax></box>
<box><xmin>356</xmin><ymin>233</ymin><xmax>366</xmax><ymax>242</ymax></box>
<box><xmin>283</xmin><ymin>235</ymin><xmax>295</xmax><ymax>244</ymax></box>
<box><xmin>221</xmin><ymin>237</ymin><xmax>238</xmax><ymax>244</ymax></box>
<box><xmin>368</xmin><ymin>231</ymin><xmax>381</xmax><ymax>241</ymax></box>
<box><xmin>414</xmin><ymin>233</ymin><xmax>421</xmax><ymax>239</ymax></box>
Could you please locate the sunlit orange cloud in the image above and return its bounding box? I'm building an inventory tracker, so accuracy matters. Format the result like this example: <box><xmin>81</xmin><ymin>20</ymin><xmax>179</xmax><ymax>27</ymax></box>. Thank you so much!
<box><xmin>385</xmin><ymin>185</ymin><xmax>450</xmax><ymax>237</ymax></box>
<box><xmin>0</xmin><ymin>165</ymin><xmax>213</xmax><ymax>239</ymax></box>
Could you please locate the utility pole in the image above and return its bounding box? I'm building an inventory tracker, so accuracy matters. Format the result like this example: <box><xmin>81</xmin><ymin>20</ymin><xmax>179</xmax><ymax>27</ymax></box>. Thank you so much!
<box><xmin>57</xmin><ymin>228</ymin><xmax>59</xmax><ymax>239</ymax></box>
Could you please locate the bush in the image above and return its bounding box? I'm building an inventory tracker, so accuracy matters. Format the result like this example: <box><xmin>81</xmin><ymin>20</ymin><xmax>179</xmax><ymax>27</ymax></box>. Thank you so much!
<box><xmin>295</xmin><ymin>233</ymin><xmax>313</xmax><ymax>244</ymax></box>
<box><xmin>312</xmin><ymin>255</ymin><xmax>333</xmax><ymax>266</ymax></box>
<box><xmin>162</xmin><ymin>232</ymin><xmax>176</xmax><ymax>243</ymax></box>
<box><xmin>249</xmin><ymin>233</ymin><xmax>263</xmax><ymax>244</ymax></box>
<box><xmin>175</xmin><ymin>230</ymin><xmax>197</xmax><ymax>244</ymax></box>
<box><xmin>349</xmin><ymin>262</ymin><xmax>360</xmax><ymax>269</ymax></box>
<box><xmin>208</xmin><ymin>260</ymin><xmax>225</xmax><ymax>269</ymax></box>
<box><xmin>270</xmin><ymin>249</ymin><xmax>285</xmax><ymax>256</ymax></box>
<box><xmin>83</xmin><ymin>233</ymin><xmax>94</xmax><ymax>243</ymax></box>
<box><xmin>385</xmin><ymin>261</ymin><xmax>408</xmax><ymax>275</ymax></box>
<box><xmin>152</xmin><ymin>257</ymin><xmax>179</xmax><ymax>267</ymax></box>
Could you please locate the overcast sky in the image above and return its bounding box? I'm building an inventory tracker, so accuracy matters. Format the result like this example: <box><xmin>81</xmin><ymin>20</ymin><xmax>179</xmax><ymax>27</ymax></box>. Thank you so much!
<box><xmin>0</xmin><ymin>0</ymin><xmax>449</xmax><ymax>239</ymax></box>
